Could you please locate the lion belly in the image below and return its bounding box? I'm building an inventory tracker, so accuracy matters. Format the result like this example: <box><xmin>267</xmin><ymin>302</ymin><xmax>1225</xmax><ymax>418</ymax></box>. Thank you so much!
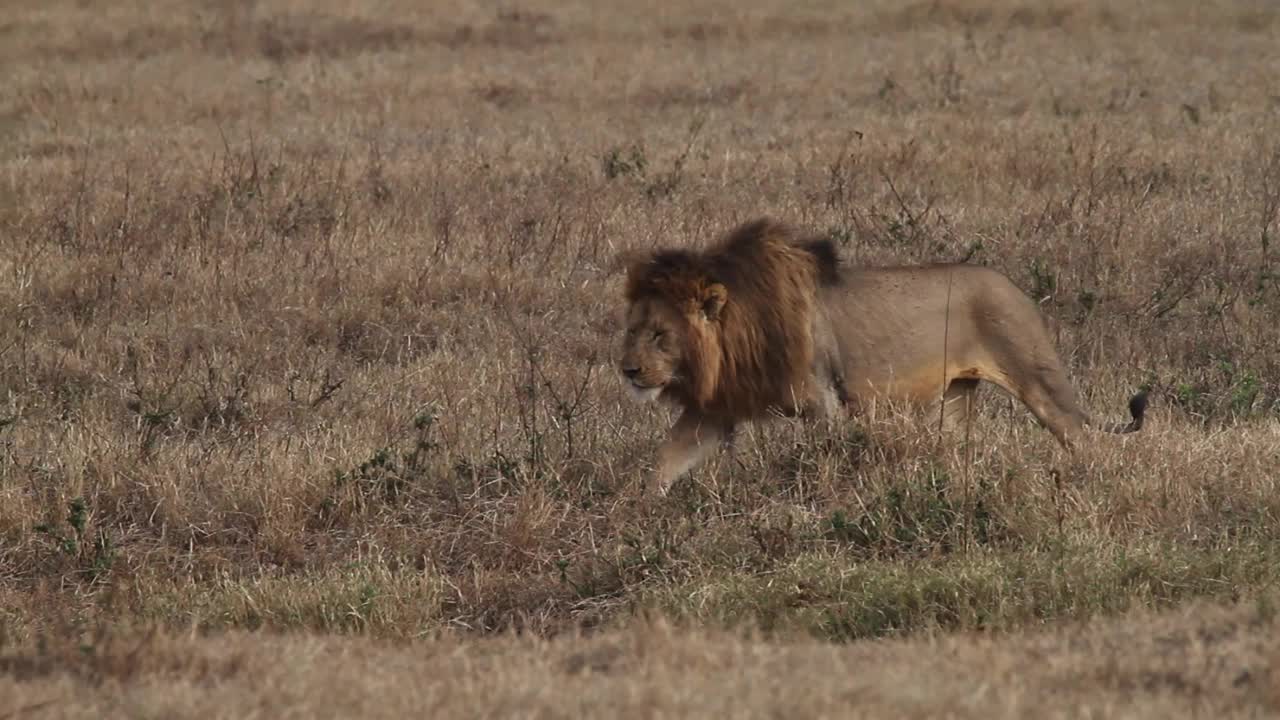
<box><xmin>817</xmin><ymin>264</ymin><xmax>1048</xmax><ymax>407</ymax></box>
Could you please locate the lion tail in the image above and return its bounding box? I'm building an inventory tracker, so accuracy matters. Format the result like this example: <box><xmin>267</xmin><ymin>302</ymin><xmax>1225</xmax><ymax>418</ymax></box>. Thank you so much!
<box><xmin>1090</xmin><ymin>389</ymin><xmax>1149</xmax><ymax>435</ymax></box>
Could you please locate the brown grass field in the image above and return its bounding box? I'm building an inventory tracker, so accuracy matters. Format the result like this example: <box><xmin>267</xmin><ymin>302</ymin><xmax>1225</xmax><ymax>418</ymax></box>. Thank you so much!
<box><xmin>2</xmin><ymin>0</ymin><xmax>1280</xmax><ymax>715</ymax></box>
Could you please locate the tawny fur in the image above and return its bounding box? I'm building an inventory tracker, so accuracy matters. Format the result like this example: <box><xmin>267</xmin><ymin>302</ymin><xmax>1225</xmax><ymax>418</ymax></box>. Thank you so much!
<box><xmin>619</xmin><ymin>217</ymin><xmax>1147</xmax><ymax>496</ymax></box>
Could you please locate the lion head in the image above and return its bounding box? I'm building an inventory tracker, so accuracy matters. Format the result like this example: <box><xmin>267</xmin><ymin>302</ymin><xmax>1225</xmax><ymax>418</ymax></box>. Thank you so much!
<box><xmin>618</xmin><ymin>218</ymin><xmax>837</xmax><ymax>420</ymax></box>
<box><xmin>619</xmin><ymin>258</ymin><xmax>727</xmax><ymax>406</ymax></box>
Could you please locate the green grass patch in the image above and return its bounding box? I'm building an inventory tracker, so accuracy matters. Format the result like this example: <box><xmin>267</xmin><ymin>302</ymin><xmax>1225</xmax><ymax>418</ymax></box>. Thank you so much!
<box><xmin>641</xmin><ymin>540</ymin><xmax>1280</xmax><ymax>641</ymax></box>
<box><xmin>131</xmin><ymin>563</ymin><xmax>448</xmax><ymax>636</ymax></box>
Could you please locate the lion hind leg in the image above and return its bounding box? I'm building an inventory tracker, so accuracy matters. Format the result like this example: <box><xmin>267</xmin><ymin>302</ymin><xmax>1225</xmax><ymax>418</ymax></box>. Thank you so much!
<box><xmin>939</xmin><ymin>377</ymin><xmax>979</xmax><ymax>434</ymax></box>
<box><xmin>965</xmin><ymin>360</ymin><xmax>1084</xmax><ymax>449</ymax></box>
<box><xmin>1000</xmin><ymin>370</ymin><xmax>1089</xmax><ymax>449</ymax></box>
<box><xmin>984</xmin><ymin>364</ymin><xmax>1148</xmax><ymax>449</ymax></box>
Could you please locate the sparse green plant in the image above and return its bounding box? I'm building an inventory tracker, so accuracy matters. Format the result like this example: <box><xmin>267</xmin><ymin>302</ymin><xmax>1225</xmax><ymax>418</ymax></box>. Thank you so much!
<box><xmin>1027</xmin><ymin>258</ymin><xmax>1057</xmax><ymax>302</ymax></box>
<box><xmin>34</xmin><ymin>498</ymin><xmax>115</xmax><ymax>582</ymax></box>
<box><xmin>644</xmin><ymin>116</ymin><xmax>705</xmax><ymax>200</ymax></box>
<box><xmin>826</xmin><ymin>465</ymin><xmax>1001</xmax><ymax>559</ymax></box>
<box><xmin>1231</xmin><ymin>372</ymin><xmax>1261</xmax><ymax>416</ymax></box>
<box><xmin>924</xmin><ymin>51</ymin><xmax>964</xmax><ymax>107</ymax></box>
<box><xmin>1076</xmin><ymin>288</ymin><xmax>1098</xmax><ymax>320</ymax></box>
<box><xmin>602</xmin><ymin>144</ymin><xmax>647</xmax><ymax>180</ymax></box>
<box><xmin>826</xmin><ymin>225</ymin><xmax>854</xmax><ymax>247</ymax></box>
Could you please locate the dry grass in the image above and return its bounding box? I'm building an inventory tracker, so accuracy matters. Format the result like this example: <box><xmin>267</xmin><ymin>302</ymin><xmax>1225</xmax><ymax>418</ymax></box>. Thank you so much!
<box><xmin>2</xmin><ymin>0</ymin><xmax>1280</xmax><ymax>712</ymax></box>
<box><xmin>3</xmin><ymin>599</ymin><xmax>1280</xmax><ymax>718</ymax></box>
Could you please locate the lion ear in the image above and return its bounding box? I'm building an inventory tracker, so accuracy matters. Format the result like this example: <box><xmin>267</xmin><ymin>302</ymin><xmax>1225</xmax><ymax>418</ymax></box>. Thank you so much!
<box><xmin>701</xmin><ymin>283</ymin><xmax>727</xmax><ymax>321</ymax></box>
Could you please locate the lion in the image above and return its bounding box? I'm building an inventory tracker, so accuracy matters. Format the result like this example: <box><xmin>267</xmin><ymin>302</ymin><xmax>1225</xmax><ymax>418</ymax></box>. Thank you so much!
<box><xmin>619</xmin><ymin>217</ymin><xmax>1148</xmax><ymax>495</ymax></box>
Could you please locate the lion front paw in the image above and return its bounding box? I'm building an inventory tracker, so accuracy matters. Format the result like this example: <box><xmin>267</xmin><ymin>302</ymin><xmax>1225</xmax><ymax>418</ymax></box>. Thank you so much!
<box><xmin>646</xmin><ymin>470</ymin><xmax>672</xmax><ymax>497</ymax></box>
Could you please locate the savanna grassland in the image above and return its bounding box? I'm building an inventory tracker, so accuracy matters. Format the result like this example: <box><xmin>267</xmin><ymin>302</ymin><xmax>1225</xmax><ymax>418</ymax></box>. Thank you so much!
<box><xmin>2</xmin><ymin>0</ymin><xmax>1280</xmax><ymax>716</ymax></box>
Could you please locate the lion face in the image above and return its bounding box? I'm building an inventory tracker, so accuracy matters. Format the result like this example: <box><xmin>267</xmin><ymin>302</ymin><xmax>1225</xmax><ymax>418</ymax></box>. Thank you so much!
<box><xmin>620</xmin><ymin>249</ymin><xmax>729</xmax><ymax>410</ymax></box>
<box><xmin>618</xmin><ymin>298</ymin><xmax>687</xmax><ymax>403</ymax></box>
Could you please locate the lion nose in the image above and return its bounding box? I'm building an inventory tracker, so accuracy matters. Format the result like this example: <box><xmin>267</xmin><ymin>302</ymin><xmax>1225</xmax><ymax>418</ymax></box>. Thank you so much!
<box><xmin>622</xmin><ymin>366</ymin><xmax>641</xmax><ymax>380</ymax></box>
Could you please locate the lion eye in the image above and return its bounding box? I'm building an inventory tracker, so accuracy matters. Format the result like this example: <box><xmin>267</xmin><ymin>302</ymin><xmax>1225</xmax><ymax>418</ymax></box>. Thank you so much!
<box><xmin>652</xmin><ymin>329</ymin><xmax>665</xmax><ymax>340</ymax></box>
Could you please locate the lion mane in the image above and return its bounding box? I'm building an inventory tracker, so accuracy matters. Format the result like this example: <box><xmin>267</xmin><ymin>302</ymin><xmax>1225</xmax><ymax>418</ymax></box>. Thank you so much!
<box><xmin>624</xmin><ymin>218</ymin><xmax>837</xmax><ymax>421</ymax></box>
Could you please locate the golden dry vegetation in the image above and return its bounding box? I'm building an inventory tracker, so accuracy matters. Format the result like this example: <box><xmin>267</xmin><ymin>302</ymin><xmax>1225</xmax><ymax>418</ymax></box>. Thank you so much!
<box><xmin>4</xmin><ymin>601</ymin><xmax>1280</xmax><ymax>718</ymax></box>
<box><xmin>2</xmin><ymin>0</ymin><xmax>1280</xmax><ymax>715</ymax></box>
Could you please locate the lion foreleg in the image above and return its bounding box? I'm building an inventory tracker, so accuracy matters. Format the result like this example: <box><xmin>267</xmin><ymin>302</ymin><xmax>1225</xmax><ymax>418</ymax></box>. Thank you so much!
<box><xmin>650</xmin><ymin>411</ymin><xmax>732</xmax><ymax>496</ymax></box>
<box><xmin>812</xmin><ymin>382</ymin><xmax>843</xmax><ymax>422</ymax></box>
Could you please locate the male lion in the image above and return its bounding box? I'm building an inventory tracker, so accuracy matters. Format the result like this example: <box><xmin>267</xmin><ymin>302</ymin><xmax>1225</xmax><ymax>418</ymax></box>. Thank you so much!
<box><xmin>619</xmin><ymin>217</ymin><xmax>1147</xmax><ymax>495</ymax></box>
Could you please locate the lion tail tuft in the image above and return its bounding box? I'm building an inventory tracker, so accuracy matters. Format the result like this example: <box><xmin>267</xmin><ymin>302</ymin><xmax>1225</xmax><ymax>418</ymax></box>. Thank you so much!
<box><xmin>1097</xmin><ymin>389</ymin><xmax>1148</xmax><ymax>434</ymax></box>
